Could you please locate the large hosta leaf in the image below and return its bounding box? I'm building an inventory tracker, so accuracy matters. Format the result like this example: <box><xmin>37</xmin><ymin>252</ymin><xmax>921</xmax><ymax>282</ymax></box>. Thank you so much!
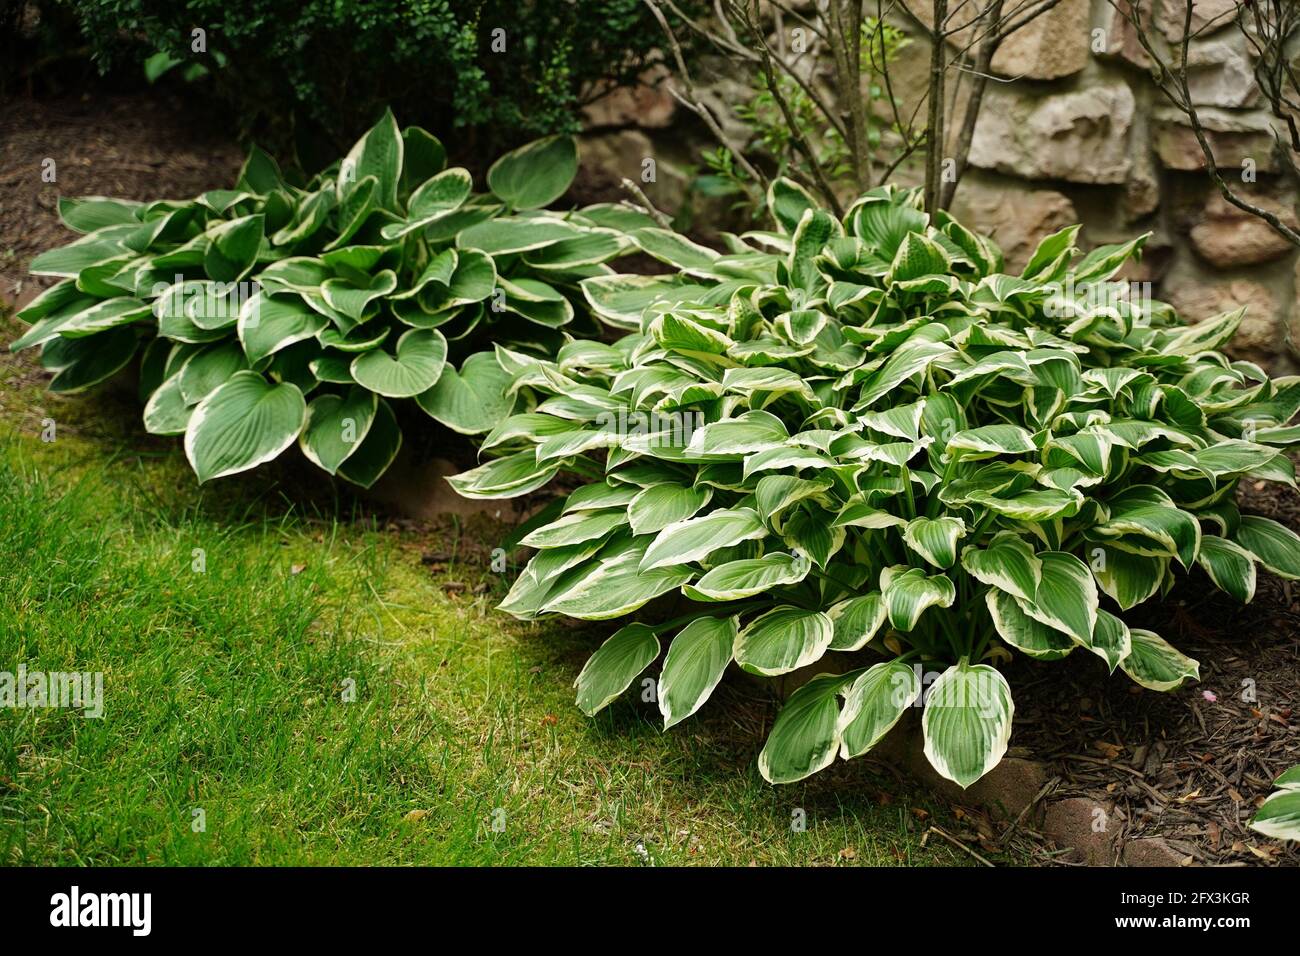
<box><xmin>658</xmin><ymin>616</ymin><xmax>737</xmax><ymax>728</ymax></box>
<box><xmin>826</xmin><ymin>593</ymin><xmax>886</xmax><ymax>651</ymax></box>
<box><xmin>542</xmin><ymin>549</ymin><xmax>692</xmax><ymax>620</ymax></box>
<box><xmin>55</xmin><ymin>297</ymin><xmax>151</xmax><ymax>337</ymax></box>
<box><xmin>961</xmin><ymin>532</ymin><xmax>1042</xmax><ymax>603</ymax></box>
<box><xmin>1015</xmin><ymin>551</ymin><xmax>1097</xmax><ymax>644</ymax></box>
<box><xmin>684</xmin><ymin>552</ymin><xmax>811</xmax><ymax>601</ymax></box>
<box><xmin>838</xmin><ymin>661</ymin><xmax>920</xmax><ymax>759</ymax></box>
<box><xmin>299</xmin><ymin>386</ymin><xmax>377</xmax><ymax>475</ymax></box>
<box><xmin>1091</xmin><ymin>544</ymin><xmax>1166</xmax><ymax>610</ymax></box>
<box><xmin>184</xmin><ymin>371</ymin><xmax>306</xmax><ymax>482</ymax></box>
<box><xmin>628</xmin><ymin>483</ymin><xmax>712</xmax><ymax>536</ymax></box>
<box><xmin>986</xmin><ymin>589</ymin><xmax>1073</xmax><ymax>661</ymax></box>
<box><xmin>336</xmin><ymin>397</ymin><xmax>401</xmax><ymax>488</ymax></box>
<box><xmin>902</xmin><ymin>515</ymin><xmax>966</xmax><ymax>569</ymax></box>
<box><xmin>448</xmin><ymin>449</ymin><xmax>559</xmax><ymax>499</ymax></box>
<box><xmin>733</xmin><ymin>606</ymin><xmax>833</xmax><ymax>676</ymax></box>
<box><xmin>1236</xmin><ymin>515</ymin><xmax>1300</xmax><ymax>580</ymax></box>
<box><xmin>574</xmin><ymin>623</ymin><xmax>660</xmax><ymax>717</ymax></box>
<box><xmin>1120</xmin><ymin>628</ymin><xmax>1199</xmax><ymax>691</ymax></box>
<box><xmin>640</xmin><ymin>507</ymin><xmax>767</xmax><ymax>571</ymax></box>
<box><xmin>1250</xmin><ymin>790</ymin><xmax>1300</xmax><ymax>842</ymax></box>
<box><xmin>238</xmin><ymin>293</ymin><xmax>327</xmax><ymax>365</ymax></box>
<box><xmin>922</xmin><ymin>661</ymin><xmax>1014</xmax><ymax>789</ymax></box>
<box><xmin>340</xmin><ymin>108</ymin><xmax>403</xmax><ymax>212</ymax></box>
<box><xmin>350</xmin><ymin>328</ymin><xmax>447</xmax><ymax>398</ymax></box>
<box><xmin>881</xmin><ymin>566</ymin><xmax>956</xmax><ymax>631</ymax></box>
<box><xmin>44</xmin><ymin>326</ymin><xmax>139</xmax><ymax>393</ymax></box>
<box><xmin>1196</xmin><ymin>534</ymin><xmax>1257</xmax><ymax>603</ymax></box>
<box><xmin>415</xmin><ymin>351</ymin><xmax>514</xmax><ymax>434</ymax></box>
<box><xmin>759</xmin><ymin>673</ymin><xmax>848</xmax><ymax>784</ymax></box>
<box><xmin>487</xmin><ymin>136</ymin><xmax>577</xmax><ymax>210</ymax></box>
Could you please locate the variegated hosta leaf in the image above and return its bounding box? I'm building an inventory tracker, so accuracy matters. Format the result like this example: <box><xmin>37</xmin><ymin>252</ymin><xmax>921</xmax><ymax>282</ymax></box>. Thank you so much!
<box><xmin>881</xmin><ymin>566</ymin><xmax>956</xmax><ymax>631</ymax></box>
<box><xmin>838</xmin><ymin>661</ymin><xmax>920</xmax><ymax>759</ymax></box>
<box><xmin>1093</xmin><ymin>485</ymin><xmax>1201</xmax><ymax>568</ymax></box>
<box><xmin>946</xmin><ymin>424</ymin><xmax>1037</xmax><ymax>460</ymax></box>
<box><xmin>1250</xmin><ymin>788</ymin><xmax>1300</xmax><ymax>842</ymax></box>
<box><xmin>684</xmin><ymin>551</ymin><xmax>811</xmax><ymax>601</ymax></box>
<box><xmin>961</xmin><ymin>532</ymin><xmax>1042</xmax><ymax>603</ymax></box>
<box><xmin>1015</xmin><ymin>551</ymin><xmax>1098</xmax><ymax>645</ymax></box>
<box><xmin>658</xmin><ymin>616</ymin><xmax>737</xmax><ymax>728</ymax></box>
<box><xmin>902</xmin><ymin>515</ymin><xmax>966</xmax><ymax>569</ymax></box>
<box><xmin>1236</xmin><ymin>516</ymin><xmax>1300</xmax><ymax>580</ymax></box>
<box><xmin>447</xmin><ymin>450</ymin><xmax>560</xmax><ymax>500</ymax></box>
<box><xmin>1090</xmin><ymin>544</ymin><xmax>1166</xmax><ymax>611</ymax></box>
<box><xmin>1120</xmin><ymin>628</ymin><xmax>1199</xmax><ymax>691</ymax></box>
<box><xmin>826</xmin><ymin>593</ymin><xmax>886</xmax><ymax>651</ymax></box>
<box><xmin>758</xmin><ymin>673</ymin><xmax>848</xmax><ymax>784</ymax></box>
<box><xmin>486</xmin><ymin>135</ymin><xmax>577</xmax><ymax>211</ymax></box>
<box><xmin>922</xmin><ymin>661</ymin><xmax>1014</xmax><ymax>789</ymax></box>
<box><xmin>685</xmin><ymin>410</ymin><xmax>789</xmax><ymax>457</ymax></box>
<box><xmin>335</xmin><ymin>396</ymin><xmax>402</xmax><ymax>489</ymax></box>
<box><xmin>1196</xmin><ymin>535</ymin><xmax>1257</xmax><ymax>603</ymax></box>
<box><xmin>640</xmin><ymin>507</ymin><xmax>767</xmax><ymax>571</ymax></box>
<box><xmin>733</xmin><ymin>606</ymin><xmax>834</xmax><ymax>677</ymax></box>
<box><xmin>350</xmin><ymin>328</ymin><xmax>448</xmax><ymax>398</ymax></box>
<box><xmin>519</xmin><ymin>508</ymin><xmax>626</xmax><ymax>549</ymax></box>
<box><xmin>415</xmin><ymin>351</ymin><xmax>514</xmax><ymax>435</ymax></box>
<box><xmin>183</xmin><ymin>371</ymin><xmax>306</xmax><ymax>482</ymax></box>
<box><xmin>627</xmin><ymin>482</ymin><xmax>712</xmax><ymax>536</ymax></box>
<box><xmin>543</xmin><ymin>548</ymin><xmax>693</xmax><ymax>620</ymax></box>
<box><xmin>299</xmin><ymin>386</ymin><xmax>377</xmax><ymax>475</ymax></box>
<box><xmin>1087</xmin><ymin>609</ymin><xmax>1132</xmax><ymax>673</ymax></box>
<box><xmin>238</xmin><ymin>293</ymin><xmax>327</xmax><ymax>365</ymax></box>
<box><xmin>986</xmin><ymin>589</ymin><xmax>1073</xmax><ymax>661</ymax></box>
<box><xmin>574</xmin><ymin>623</ymin><xmax>660</xmax><ymax>717</ymax></box>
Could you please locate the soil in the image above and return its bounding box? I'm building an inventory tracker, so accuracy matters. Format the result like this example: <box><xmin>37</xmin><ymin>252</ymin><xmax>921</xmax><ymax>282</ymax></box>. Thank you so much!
<box><xmin>0</xmin><ymin>90</ymin><xmax>244</xmax><ymax>308</ymax></box>
<box><xmin>2</xmin><ymin>86</ymin><xmax>1297</xmax><ymax>867</ymax></box>
<box><xmin>1005</xmin><ymin>475</ymin><xmax>1300</xmax><ymax>867</ymax></box>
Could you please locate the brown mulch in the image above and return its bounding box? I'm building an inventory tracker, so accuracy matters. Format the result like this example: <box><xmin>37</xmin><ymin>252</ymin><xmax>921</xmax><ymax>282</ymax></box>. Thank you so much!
<box><xmin>0</xmin><ymin>90</ymin><xmax>243</xmax><ymax>308</ymax></box>
<box><xmin>1008</xmin><ymin>475</ymin><xmax>1300</xmax><ymax>867</ymax></box>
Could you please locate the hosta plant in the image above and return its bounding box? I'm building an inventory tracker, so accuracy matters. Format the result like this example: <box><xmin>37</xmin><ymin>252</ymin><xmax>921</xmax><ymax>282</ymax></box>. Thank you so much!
<box><xmin>10</xmin><ymin>111</ymin><xmax>656</xmax><ymax>485</ymax></box>
<box><xmin>455</xmin><ymin>180</ymin><xmax>1300</xmax><ymax>788</ymax></box>
<box><xmin>1250</xmin><ymin>766</ymin><xmax>1300</xmax><ymax>841</ymax></box>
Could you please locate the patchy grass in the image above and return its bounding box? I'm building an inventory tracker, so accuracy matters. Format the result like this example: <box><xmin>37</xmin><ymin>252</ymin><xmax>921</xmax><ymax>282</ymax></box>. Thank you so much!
<box><xmin>0</xmin><ymin>314</ymin><xmax>1019</xmax><ymax>866</ymax></box>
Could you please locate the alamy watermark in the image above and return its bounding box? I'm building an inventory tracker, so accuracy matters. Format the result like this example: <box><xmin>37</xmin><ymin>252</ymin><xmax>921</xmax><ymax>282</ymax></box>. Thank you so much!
<box><xmin>1042</xmin><ymin>275</ymin><xmax>1153</xmax><ymax>320</ymax></box>
<box><xmin>594</xmin><ymin>409</ymin><xmax>705</xmax><ymax>449</ymax></box>
<box><xmin>151</xmin><ymin>276</ymin><xmax>262</xmax><ymax>326</ymax></box>
<box><xmin>0</xmin><ymin>665</ymin><xmax>103</xmax><ymax>718</ymax></box>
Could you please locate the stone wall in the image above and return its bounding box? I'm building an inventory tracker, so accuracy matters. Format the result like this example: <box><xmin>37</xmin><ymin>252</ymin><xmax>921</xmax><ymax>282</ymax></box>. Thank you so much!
<box><xmin>938</xmin><ymin>0</ymin><xmax>1299</xmax><ymax>372</ymax></box>
<box><xmin>578</xmin><ymin>0</ymin><xmax>1300</xmax><ymax>372</ymax></box>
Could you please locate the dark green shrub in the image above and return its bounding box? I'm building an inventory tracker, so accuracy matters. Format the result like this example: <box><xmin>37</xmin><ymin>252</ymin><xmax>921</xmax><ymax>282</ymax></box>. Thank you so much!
<box><xmin>55</xmin><ymin>0</ymin><xmax>672</xmax><ymax>154</ymax></box>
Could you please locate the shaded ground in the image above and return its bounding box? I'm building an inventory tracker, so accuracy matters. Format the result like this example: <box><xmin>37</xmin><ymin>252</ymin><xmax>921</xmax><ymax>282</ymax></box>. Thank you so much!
<box><xmin>1007</xmin><ymin>478</ymin><xmax>1300</xmax><ymax>867</ymax></box>
<box><xmin>0</xmin><ymin>90</ymin><xmax>243</xmax><ymax>307</ymax></box>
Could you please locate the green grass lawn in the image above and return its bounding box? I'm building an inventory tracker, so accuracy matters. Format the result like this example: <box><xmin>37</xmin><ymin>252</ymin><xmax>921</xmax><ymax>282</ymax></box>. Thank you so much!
<box><xmin>0</xmin><ymin>314</ymin><xmax>1015</xmax><ymax>866</ymax></box>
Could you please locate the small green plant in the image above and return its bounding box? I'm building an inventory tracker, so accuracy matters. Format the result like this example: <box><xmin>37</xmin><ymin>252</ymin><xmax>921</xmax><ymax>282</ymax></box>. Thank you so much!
<box><xmin>11</xmin><ymin>111</ymin><xmax>653</xmax><ymax>485</ymax></box>
<box><xmin>455</xmin><ymin>178</ymin><xmax>1300</xmax><ymax>788</ymax></box>
<box><xmin>1250</xmin><ymin>766</ymin><xmax>1300</xmax><ymax>841</ymax></box>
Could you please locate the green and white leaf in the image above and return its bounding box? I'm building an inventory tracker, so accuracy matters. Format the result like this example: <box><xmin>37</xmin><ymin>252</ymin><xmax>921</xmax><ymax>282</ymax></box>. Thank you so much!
<box><xmin>922</xmin><ymin>661</ymin><xmax>1014</xmax><ymax>789</ymax></box>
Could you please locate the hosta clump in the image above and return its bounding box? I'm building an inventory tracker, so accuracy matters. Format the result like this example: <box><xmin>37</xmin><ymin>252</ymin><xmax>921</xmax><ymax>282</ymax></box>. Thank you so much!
<box><xmin>10</xmin><ymin>111</ymin><xmax>655</xmax><ymax>485</ymax></box>
<box><xmin>455</xmin><ymin>179</ymin><xmax>1300</xmax><ymax>788</ymax></box>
